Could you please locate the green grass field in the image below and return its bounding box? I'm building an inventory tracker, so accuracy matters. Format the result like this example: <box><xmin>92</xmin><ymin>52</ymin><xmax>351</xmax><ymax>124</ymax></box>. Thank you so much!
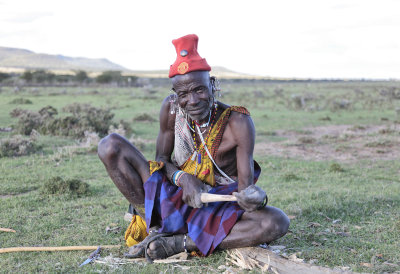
<box><xmin>1</xmin><ymin>81</ymin><xmax>400</xmax><ymax>272</ymax></box>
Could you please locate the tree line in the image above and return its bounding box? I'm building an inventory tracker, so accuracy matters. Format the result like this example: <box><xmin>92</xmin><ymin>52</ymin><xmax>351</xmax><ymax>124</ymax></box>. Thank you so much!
<box><xmin>0</xmin><ymin>70</ymin><xmax>138</xmax><ymax>86</ymax></box>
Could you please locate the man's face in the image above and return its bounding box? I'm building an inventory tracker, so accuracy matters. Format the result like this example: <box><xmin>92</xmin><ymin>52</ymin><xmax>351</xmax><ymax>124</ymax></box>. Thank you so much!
<box><xmin>172</xmin><ymin>71</ymin><xmax>213</xmax><ymax>121</ymax></box>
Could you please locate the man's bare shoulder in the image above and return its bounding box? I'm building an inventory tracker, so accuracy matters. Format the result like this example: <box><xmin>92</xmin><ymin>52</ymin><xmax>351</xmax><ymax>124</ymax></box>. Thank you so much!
<box><xmin>159</xmin><ymin>95</ymin><xmax>176</xmax><ymax>131</ymax></box>
<box><xmin>229</xmin><ymin>111</ymin><xmax>255</xmax><ymax>133</ymax></box>
<box><xmin>224</xmin><ymin>108</ymin><xmax>255</xmax><ymax>148</ymax></box>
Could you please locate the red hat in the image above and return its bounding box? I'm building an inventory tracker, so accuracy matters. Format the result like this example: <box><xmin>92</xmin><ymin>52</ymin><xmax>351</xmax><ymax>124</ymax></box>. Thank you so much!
<box><xmin>169</xmin><ymin>34</ymin><xmax>211</xmax><ymax>78</ymax></box>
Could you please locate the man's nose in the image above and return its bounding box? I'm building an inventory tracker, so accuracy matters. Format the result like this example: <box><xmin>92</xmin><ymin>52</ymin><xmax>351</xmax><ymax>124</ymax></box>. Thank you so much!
<box><xmin>187</xmin><ymin>92</ymin><xmax>199</xmax><ymax>105</ymax></box>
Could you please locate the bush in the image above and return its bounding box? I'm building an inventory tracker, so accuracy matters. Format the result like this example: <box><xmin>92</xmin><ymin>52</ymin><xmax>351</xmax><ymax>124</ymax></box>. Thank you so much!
<box><xmin>11</xmin><ymin>103</ymin><xmax>115</xmax><ymax>138</ymax></box>
<box><xmin>41</xmin><ymin>176</ymin><xmax>90</xmax><ymax>197</ymax></box>
<box><xmin>62</xmin><ymin>103</ymin><xmax>115</xmax><ymax>136</ymax></box>
<box><xmin>13</xmin><ymin>110</ymin><xmax>45</xmax><ymax>135</ymax></box>
<box><xmin>75</xmin><ymin>70</ymin><xmax>88</xmax><ymax>83</ymax></box>
<box><xmin>9</xmin><ymin>98</ymin><xmax>33</xmax><ymax>104</ymax></box>
<box><xmin>133</xmin><ymin>113</ymin><xmax>157</xmax><ymax>123</ymax></box>
<box><xmin>10</xmin><ymin>108</ymin><xmax>26</xmax><ymax>118</ymax></box>
<box><xmin>329</xmin><ymin>163</ymin><xmax>345</xmax><ymax>172</ymax></box>
<box><xmin>96</xmin><ymin>71</ymin><xmax>121</xmax><ymax>84</ymax></box>
<box><xmin>0</xmin><ymin>135</ymin><xmax>41</xmax><ymax>157</ymax></box>
<box><xmin>21</xmin><ymin>70</ymin><xmax>33</xmax><ymax>82</ymax></box>
<box><xmin>0</xmin><ymin>72</ymin><xmax>11</xmax><ymax>82</ymax></box>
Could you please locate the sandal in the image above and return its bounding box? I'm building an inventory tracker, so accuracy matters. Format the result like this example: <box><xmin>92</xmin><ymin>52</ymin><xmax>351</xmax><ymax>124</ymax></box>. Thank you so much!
<box><xmin>144</xmin><ymin>234</ymin><xmax>185</xmax><ymax>263</ymax></box>
<box><xmin>124</xmin><ymin>226</ymin><xmax>164</xmax><ymax>258</ymax></box>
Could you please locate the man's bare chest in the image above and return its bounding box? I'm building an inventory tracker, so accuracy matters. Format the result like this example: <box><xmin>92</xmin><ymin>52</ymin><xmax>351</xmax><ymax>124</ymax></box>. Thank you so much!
<box><xmin>213</xmin><ymin>127</ymin><xmax>238</xmax><ymax>174</ymax></box>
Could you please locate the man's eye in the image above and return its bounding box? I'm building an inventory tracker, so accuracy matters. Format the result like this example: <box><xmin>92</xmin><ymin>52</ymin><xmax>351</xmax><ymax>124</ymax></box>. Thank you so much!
<box><xmin>178</xmin><ymin>93</ymin><xmax>187</xmax><ymax>98</ymax></box>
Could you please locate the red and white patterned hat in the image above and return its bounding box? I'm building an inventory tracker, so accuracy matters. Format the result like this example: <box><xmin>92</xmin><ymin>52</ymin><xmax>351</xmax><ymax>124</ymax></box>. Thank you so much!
<box><xmin>169</xmin><ymin>34</ymin><xmax>211</xmax><ymax>78</ymax></box>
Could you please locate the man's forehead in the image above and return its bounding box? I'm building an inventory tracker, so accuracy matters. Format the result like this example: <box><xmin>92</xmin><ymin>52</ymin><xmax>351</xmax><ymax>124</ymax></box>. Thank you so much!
<box><xmin>172</xmin><ymin>71</ymin><xmax>210</xmax><ymax>87</ymax></box>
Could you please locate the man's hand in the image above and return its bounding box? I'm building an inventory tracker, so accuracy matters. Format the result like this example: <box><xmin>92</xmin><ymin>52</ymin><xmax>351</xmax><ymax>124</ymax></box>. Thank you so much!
<box><xmin>179</xmin><ymin>173</ymin><xmax>209</xmax><ymax>208</ymax></box>
<box><xmin>233</xmin><ymin>185</ymin><xmax>267</xmax><ymax>212</ymax></box>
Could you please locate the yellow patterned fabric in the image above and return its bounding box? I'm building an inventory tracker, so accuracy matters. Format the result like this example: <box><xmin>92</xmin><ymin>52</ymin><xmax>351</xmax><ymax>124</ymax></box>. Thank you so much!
<box><xmin>149</xmin><ymin>161</ymin><xmax>164</xmax><ymax>175</ymax></box>
<box><xmin>180</xmin><ymin>106</ymin><xmax>249</xmax><ymax>187</ymax></box>
<box><xmin>124</xmin><ymin>215</ymin><xmax>148</xmax><ymax>247</ymax></box>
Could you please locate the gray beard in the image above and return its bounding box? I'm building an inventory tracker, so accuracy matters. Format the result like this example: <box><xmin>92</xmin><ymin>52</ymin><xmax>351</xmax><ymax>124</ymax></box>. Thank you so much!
<box><xmin>186</xmin><ymin>96</ymin><xmax>214</xmax><ymax>122</ymax></box>
<box><xmin>187</xmin><ymin>108</ymin><xmax>210</xmax><ymax>121</ymax></box>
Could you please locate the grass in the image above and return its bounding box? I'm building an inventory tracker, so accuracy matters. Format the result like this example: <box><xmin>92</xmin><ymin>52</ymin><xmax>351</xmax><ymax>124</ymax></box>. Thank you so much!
<box><xmin>1</xmin><ymin>81</ymin><xmax>400</xmax><ymax>272</ymax></box>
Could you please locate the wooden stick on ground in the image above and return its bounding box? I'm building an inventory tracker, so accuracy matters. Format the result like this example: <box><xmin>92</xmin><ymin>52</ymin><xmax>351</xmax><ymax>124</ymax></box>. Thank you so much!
<box><xmin>0</xmin><ymin>228</ymin><xmax>16</xmax><ymax>233</ymax></box>
<box><xmin>228</xmin><ymin>247</ymin><xmax>351</xmax><ymax>274</ymax></box>
<box><xmin>0</xmin><ymin>245</ymin><xmax>121</xmax><ymax>254</ymax></box>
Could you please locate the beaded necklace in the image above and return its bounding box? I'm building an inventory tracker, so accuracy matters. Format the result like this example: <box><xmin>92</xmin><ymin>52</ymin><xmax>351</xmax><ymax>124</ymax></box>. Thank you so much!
<box><xmin>190</xmin><ymin>105</ymin><xmax>218</xmax><ymax>175</ymax></box>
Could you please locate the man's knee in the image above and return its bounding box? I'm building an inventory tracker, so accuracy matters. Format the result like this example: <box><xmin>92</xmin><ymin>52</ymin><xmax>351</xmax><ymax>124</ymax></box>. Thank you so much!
<box><xmin>261</xmin><ymin>208</ymin><xmax>290</xmax><ymax>240</ymax></box>
<box><xmin>98</xmin><ymin>133</ymin><xmax>122</xmax><ymax>163</ymax></box>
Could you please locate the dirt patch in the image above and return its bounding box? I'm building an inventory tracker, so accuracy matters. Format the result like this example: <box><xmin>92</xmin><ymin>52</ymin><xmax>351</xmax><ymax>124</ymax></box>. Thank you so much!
<box><xmin>255</xmin><ymin>124</ymin><xmax>400</xmax><ymax>162</ymax></box>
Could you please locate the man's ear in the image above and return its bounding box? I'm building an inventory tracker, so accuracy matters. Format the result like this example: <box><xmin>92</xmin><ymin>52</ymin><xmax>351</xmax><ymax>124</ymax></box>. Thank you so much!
<box><xmin>210</xmin><ymin>76</ymin><xmax>216</xmax><ymax>93</ymax></box>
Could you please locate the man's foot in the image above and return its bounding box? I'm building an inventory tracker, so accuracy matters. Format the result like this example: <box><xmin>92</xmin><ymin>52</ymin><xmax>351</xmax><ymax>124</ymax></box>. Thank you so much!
<box><xmin>146</xmin><ymin>234</ymin><xmax>185</xmax><ymax>260</ymax></box>
<box><xmin>124</xmin><ymin>226</ymin><xmax>161</xmax><ymax>258</ymax></box>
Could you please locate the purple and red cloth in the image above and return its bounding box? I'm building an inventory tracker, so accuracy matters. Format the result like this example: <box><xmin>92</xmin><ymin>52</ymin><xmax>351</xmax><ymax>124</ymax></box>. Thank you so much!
<box><xmin>143</xmin><ymin>162</ymin><xmax>261</xmax><ymax>256</ymax></box>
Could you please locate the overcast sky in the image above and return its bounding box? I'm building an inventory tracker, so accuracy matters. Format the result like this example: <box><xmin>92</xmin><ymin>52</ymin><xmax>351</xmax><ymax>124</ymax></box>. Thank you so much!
<box><xmin>1</xmin><ymin>0</ymin><xmax>399</xmax><ymax>79</ymax></box>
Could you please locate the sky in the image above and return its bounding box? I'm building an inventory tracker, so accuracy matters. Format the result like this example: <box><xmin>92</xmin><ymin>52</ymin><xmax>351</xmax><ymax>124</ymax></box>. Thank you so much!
<box><xmin>0</xmin><ymin>0</ymin><xmax>399</xmax><ymax>79</ymax></box>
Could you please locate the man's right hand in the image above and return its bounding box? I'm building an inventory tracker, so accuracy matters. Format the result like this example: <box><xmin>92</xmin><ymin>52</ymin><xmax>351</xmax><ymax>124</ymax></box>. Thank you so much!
<box><xmin>178</xmin><ymin>173</ymin><xmax>208</xmax><ymax>208</ymax></box>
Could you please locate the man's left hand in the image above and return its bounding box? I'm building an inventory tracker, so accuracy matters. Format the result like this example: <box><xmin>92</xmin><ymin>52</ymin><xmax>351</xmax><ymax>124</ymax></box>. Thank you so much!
<box><xmin>233</xmin><ymin>185</ymin><xmax>267</xmax><ymax>212</ymax></box>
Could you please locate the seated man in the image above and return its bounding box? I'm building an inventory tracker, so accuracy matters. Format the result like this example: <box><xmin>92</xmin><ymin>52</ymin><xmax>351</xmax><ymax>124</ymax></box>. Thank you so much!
<box><xmin>98</xmin><ymin>34</ymin><xmax>289</xmax><ymax>260</ymax></box>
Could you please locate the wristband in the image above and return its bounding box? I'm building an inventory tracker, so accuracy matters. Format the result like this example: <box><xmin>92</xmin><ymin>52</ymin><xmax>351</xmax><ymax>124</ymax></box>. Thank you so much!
<box><xmin>171</xmin><ymin>170</ymin><xmax>185</xmax><ymax>187</ymax></box>
<box><xmin>259</xmin><ymin>195</ymin><xmax>268</xmax><ymax>208</ymax></box>
<box><xmin>175</xmin><ymin>171</ymin><xmax>186</xmax><ymax>187</ymax></box>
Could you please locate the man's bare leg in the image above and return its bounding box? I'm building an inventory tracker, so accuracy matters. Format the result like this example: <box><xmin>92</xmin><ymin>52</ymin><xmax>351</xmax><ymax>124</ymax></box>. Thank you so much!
<box><xmin>146</xmin><ymin>205</ymin><xmax>289</xmax><ymax>259</ymax></box>
<box><xmin>98</xmin><ymin>133</ymin><xmax>150</xmax><ymax>217</ymax></box>
<box><xmin>218</xmin><ymin>205</ymin><xmax>290</xmax><ymax>249</ymax></box>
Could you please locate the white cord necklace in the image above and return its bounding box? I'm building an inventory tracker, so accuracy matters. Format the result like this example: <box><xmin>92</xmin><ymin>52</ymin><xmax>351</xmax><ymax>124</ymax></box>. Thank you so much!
<box><xmin>197</xmin><ymin>110</ymin><xmax>212</xmax><ymax>128</ymax></box>
<box><xmin>185</xmin><ymin>109</ymin><xmax>212</xmax><ymax>133</ymax></box>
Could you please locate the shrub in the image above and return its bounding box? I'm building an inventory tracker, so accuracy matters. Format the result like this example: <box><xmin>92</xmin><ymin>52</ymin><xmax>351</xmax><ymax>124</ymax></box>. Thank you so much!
<box><xmin>75</xmin><ymin>70</ymin><xmax>88</xmax><ymax>83</ymax></box>
<box><xmin>10</xmin><ymin>108</ymin><xmax>27</xmax><ymax>118</ymax></box>
<box><xmin>96</xmin><ymin>71</ymin><xmax>121</xmax><ymax>84</ymax></box>
<box><xmin>133</xmin><ymin>113</ymin><xmax>157</xmax><ymax>123</ymax></box>
<box><xmin>13</xmin><ymin>110</ymin><xmax>45</xmax><ymax>135</ymax></box>
<box><xmin>298</xmin><ymin>136</ymin><xmax>316</xmax><ymax>144</ymax></box>
<box><xmin>9</xmin><ymin>98</ymin><xmax>33</xmax><ymax>104</ymax></box>
<box><xmin>11</xmin><ymin>103</ymin><xmax>115</xmax><ymax>138</ymax></box>
<box><xmin>0</xmin><ymin>135</ymin><xmax>41</xmax><ymax>157</ymax></box>
<box><xmin>0</xmin><ymin>72</ymin><xmax>11</xmax><ymax>82</ymax></box>
<box><xmin>62</xmin><ymin>103</ymin><xmax>115</xmax><ymax>136</ymax></box>
<box><xmin>41</xmin><ymin>176</ymin><xmax>90</xmax><ymax>197</ymax></box>
<box><xmin>329</xmin><ymin>163</ymin><xmax>345</xmax><ymax>172</ymax></box>
<box><xmin>331</xmin><ymin>99</ymin><xmax>352</xmax><ymax>111</ymax></box>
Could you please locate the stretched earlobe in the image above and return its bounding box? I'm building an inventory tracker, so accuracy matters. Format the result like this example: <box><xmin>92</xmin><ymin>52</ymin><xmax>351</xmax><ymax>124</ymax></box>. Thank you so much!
<box><xmin>210</xmin><ymin>76</ymin><xmax>221</xmax><ymax>97</ymax></box>
<box><xmin>169</xmin><ymin>90</ymin><xmax>178</xmax><ymax>114</ymax></box>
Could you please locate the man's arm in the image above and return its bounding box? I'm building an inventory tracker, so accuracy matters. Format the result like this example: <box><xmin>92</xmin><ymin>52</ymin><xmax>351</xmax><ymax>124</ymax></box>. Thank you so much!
<box><xmin>230</xmin><ymin>112</ymin><xmax>255</xmax><ymax>191</ymax></box>
<box><xmin>155</xmin><ymin>96</ymin><xmax>208</xmax><ymax>208</ymax></box>
<box><xmin>229</xmin><ymin>112</ymin><xmax>267</xmax><ymax>211</ymax></box>
<box><xmin>155</xmin><ymin>96</ymin><xmax>178</xmax><ymax>177</ymax></box>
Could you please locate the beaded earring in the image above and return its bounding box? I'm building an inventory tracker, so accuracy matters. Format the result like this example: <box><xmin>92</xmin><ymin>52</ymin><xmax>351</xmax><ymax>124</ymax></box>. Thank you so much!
<box><xmin>211</xmin><ymin>76</ymin><xmax>221</xmax><ymax>98</ymax></box>
<box><xmin>169</xmin><ymin>90</ymin><xmax>178</xmax><ymax>114</ymax></box>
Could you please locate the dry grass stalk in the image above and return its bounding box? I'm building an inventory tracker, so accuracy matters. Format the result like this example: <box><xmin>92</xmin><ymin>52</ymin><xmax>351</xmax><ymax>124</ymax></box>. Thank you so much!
<box><xmin>227</xmin><ymin>248</ymin><xmax>269</xmax><ymax>271</ymax></box>
<box><xmin>226</xmin><ymin>247</ymin><xmax>349</xmax><ymax>274</ymax></box>
<box><xmin>0</xmin><ymin>245</ymin><xmax>120</xmax><ymax>254</ymax></box>
<box><xmin>0</xmin><ymin>228</ymin><xmax>16</xmax><ymax>233</ymax></box>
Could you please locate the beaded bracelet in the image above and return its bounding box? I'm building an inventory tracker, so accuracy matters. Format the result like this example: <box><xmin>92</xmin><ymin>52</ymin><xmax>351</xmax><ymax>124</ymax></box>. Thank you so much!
<box><xmin>170</xmin><ymin>170</ymin><xmax>178</xmax><ymax>183</ymax></box>
<box><xmin>171</xmin><ymin>170</ymin><xmax>185</xmax><ymax>187</ymax></box>
<box><xmin>175</xmin><ymin>171</ymin><xmax>185</xmax><ymax>187</ymax></box>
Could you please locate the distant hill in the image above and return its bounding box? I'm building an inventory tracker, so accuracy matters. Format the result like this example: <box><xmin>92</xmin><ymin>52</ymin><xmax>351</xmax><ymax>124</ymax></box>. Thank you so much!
<box><xmin>0</xmin><ymin>46</ymin><xmax>261</xmax><ymax>78</ymax></box>
<box><xmin>0</xmin><ymin>46</ymin><xmax>127</xmax><ymax>72</ymax></box>
<box><xmin>127</xmin><ymin>66</ymin><xmax>258</xmax><ymax>79</ymax></box>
